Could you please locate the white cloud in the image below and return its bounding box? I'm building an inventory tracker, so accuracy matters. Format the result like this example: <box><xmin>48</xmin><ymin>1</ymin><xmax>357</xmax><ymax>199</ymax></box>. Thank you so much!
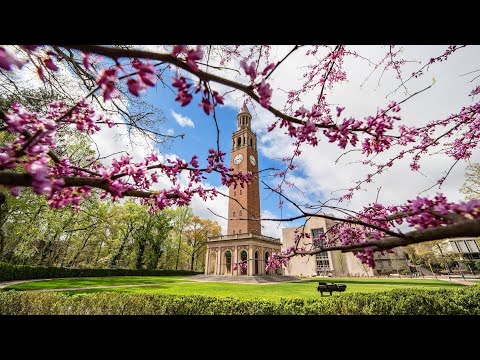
<box><xmin>171</xmin><ymin>110</ymin><xmax>195</xmax><ymax>128</ymax></box>
<box><xmin>190</xmin><ymin>185</ymin><xmax>229</xmax><ymax>232</ymax></box>
<box><xmin>261</xmin><ymin>210</ymin><xmax>283</xmax><ymax>239</ymax></box>
<box><xmin>255</xmin><ymin>45</ymin><xmax>480</xmax><ymax>222</ymax></box>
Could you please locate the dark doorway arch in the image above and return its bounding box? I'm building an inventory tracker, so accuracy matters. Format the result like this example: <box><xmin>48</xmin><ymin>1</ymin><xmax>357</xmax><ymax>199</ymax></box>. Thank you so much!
<box><xmin>225</xmin><ymin>250</ymin><xmax>232</xmax><ymax>274</ymax></box>
<box><xmin>240</xmin><ymin>250</ymin><xmax>248</xmax><ymax>275</ymax></box>
<box><xmin>254</xmin><ymin>251</ymin><xmax>259</xmax><ymax>275</ymax></box>
<box><xmin>265</xmin><ymin>252</ymin><xmax>270</xmax><ymax>275</ymax></box>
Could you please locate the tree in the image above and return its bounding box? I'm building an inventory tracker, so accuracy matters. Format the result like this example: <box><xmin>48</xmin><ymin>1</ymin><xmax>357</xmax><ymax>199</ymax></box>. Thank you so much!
<box><xmin>184</xmin><ymin>216</ymin><xmax>221</xmax><ymax>271</ymax></box>
<box><xmin>1</xmin><ymin>45</ymin><xmax>480</xmax><ymax>272</ymax></box>
<box><xmin>461</xmin><ymin>163</ymin><xmax>480</xmax><ymax>200</ymax></box>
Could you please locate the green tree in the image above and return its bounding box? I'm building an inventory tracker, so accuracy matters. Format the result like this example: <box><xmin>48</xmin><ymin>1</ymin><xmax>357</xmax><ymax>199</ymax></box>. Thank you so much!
<box><xmin>460</xmin><ymin>162</ymin><xmax>480</xmax><ymax>200</ymax></box>
<box><xmin>184</xmin><ymin>216</ymin><xmax>221</xmax><ymax>271</ymax></box>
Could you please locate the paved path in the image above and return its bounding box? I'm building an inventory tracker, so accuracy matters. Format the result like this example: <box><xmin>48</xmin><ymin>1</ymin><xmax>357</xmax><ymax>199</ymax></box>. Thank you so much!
<box><xmin>0</xmin><ymin>279</ymin><xmax>49</xmax><ymax>289</ymax></box>
<box><xmin>190</xmin><ymin>275</ymin><xmax>302</xmax><ymax>285</ymax></box>
<box><xmin>432</xmin><ymin>277</ymin><xmax>477</xmax><ymax>286</ymax></box>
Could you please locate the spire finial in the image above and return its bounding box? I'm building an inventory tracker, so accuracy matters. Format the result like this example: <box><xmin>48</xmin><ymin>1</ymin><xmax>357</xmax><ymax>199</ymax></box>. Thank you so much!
<box><xmin>239</xmin><ymin>101</ymin><xmax>251</xmax><ymax>115</ymax></box>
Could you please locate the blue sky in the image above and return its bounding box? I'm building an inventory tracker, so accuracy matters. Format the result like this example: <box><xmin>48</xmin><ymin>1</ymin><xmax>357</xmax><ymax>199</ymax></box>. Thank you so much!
<box><xmin>141</xmin><ymin>72</ymin><xmax>306</xmax><ymax>234</ymax></box>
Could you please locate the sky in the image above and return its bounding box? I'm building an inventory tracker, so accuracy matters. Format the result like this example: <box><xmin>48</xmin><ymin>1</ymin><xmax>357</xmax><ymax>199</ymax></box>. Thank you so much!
<box><xmin>8</xmin><ymin>45</ymin><xmax>480</xmax><ymax>240</ymax></box>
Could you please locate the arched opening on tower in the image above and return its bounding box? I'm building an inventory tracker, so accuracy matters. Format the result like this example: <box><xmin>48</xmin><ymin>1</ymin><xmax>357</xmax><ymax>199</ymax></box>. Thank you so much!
<box><xmin>237</xmin><ymin>137</ymin><xmax>241</xmax><ymax>147</ymax></box>
<box><xmin>254</xmin><ymin>251</ymin><xmax>259</xmax><ymax>275</ymax></box>
<box><xmin>225</xmin><ymin>250</ymin><xmax>232</xmax><ymax>275</ymax></box>
<box><xmin>240</xmin><ymin>250</ymin><xmax>248</xmax><ymax>275</ymax></box>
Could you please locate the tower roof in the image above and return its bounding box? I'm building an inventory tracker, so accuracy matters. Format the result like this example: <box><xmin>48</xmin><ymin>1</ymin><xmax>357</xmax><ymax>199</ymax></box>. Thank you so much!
<box><xmin>239</xmin><ymin>101</ymin><xmax>251</xmax><ymax>115</ymax></box>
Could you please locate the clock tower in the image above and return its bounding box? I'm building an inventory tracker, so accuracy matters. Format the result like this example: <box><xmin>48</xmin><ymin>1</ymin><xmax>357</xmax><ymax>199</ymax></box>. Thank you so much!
<box><xmin>204</xmin><ymin>102</ymin><xmax>281</xmax><ymax>277</ymax></box>
<box><xmin>228</xmin><ymin>102</ymin><xmax>261</xmax><ymax>235</ymax></box>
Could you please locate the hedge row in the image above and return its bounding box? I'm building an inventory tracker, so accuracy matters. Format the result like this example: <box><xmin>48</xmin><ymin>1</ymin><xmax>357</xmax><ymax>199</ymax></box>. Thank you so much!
<box><xmin>1</xmin><ymin>287</ymin><xmax>480</xmax><ymax>314</ymax></box>
<box><xmin>0</xmin><ymin>262</ymin><xmax>201</xmax><ymax>281</ymax></box>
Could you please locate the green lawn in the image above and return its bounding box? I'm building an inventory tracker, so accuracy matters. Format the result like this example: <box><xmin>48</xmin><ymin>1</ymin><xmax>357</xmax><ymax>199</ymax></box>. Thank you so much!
<box><xmin>3</xmin><ymin>276</ymin><xmax>466</xmax><ymax>301</ymax></box>
<box><xmin>3</xmin><ymin>276</ymin><xmax>190</xmax><ymax>291</ymax></box>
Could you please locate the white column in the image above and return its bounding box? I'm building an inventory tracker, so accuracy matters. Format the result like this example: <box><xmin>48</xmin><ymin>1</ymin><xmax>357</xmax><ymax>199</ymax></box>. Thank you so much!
<box><xmin>248</xmin><ymin>244</ymin><xmax>254</xmax><ymax>276</ymax></box>
<box><xmin>216</xmin><ymin>248</ymin><xmax>221</xmax><ymax>275</ymax></box>
<box><xmin>205</xmin><ymin>247</ymin><xmax>210</xmax><ymax>275</ymax></box>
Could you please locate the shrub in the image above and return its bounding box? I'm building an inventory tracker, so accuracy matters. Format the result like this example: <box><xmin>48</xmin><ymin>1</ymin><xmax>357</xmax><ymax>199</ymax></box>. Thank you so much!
<box><xmin>1</xmin><ymin>287</ymin><xmax>479</xmax><ymax>315</ymax></box>
<box><xmin>0</xmin><ymin>262</ymin><xmax>201</xmax><ymax>281</ymax></box>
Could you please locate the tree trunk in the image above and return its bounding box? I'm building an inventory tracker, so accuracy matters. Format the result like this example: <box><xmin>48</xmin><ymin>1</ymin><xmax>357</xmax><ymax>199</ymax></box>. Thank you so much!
<box><xmin>175</xmin><ymin>232</ymin><xmax>182</xmax><ymax>270</ymax></box>
<box><xmin>0</xmin><ymin>192</ymin><xmax>6</xmax><ymax>259</ymax></box>
<box><xmin>109</xmin><ymin>224</ymin><xmax>134</xmax><ymax>267</ymax></box>
<box><xmin>136</xmin><ymin>237</ymin><xmax>146</xmax><ymax>270</ymax></box>
<box><xmin>190</xmin><ymin>253</ymin><xmax>195</xmax><ymax>271</ymax></box>
<box><xmin>69</xmin><ymin>232</ymin><xmax>93</xmax><ymax>267</ymax></box>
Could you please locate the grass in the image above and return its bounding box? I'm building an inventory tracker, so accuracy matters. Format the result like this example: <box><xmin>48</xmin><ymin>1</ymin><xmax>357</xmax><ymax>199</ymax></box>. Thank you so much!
<box><xmin>3</xmin><ymin>276</ymin><xmax>190</xmax><ymax>291</ymax></box>
<box><xmin>3</xmin><ymin>276</ymin><xmax>466</xmax><ymax>301</ymax></box>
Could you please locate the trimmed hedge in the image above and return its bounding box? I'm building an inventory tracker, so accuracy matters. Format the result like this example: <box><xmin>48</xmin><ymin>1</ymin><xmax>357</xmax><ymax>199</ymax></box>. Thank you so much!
<box><xmin>1</xmin><ymin>287</ymin><xmax>479</xmax><ymax>314</ymax></box>
<box><xmin>0</xmin><ymin>262</ymin><xmax>201</xmax><ymax>281</ymax></box>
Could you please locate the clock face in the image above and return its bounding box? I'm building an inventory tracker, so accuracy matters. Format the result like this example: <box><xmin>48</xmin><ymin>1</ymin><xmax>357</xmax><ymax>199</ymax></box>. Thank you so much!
<box><xmin>250</xmin><ymin>155</ymin><xmax>256</xmax><ymax>166</ymax></box>
<box><xmin>234</xmin><ymin>154</ymin><xmax>244</xmax><ymax>165</ymax></box>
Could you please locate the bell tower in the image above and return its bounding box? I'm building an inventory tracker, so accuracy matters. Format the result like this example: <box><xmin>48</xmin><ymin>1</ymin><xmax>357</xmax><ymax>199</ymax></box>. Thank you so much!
<box><xmin>227</xmin><ymin>102</ymin><xmax>261</xmax><ymax>235</ymax></box>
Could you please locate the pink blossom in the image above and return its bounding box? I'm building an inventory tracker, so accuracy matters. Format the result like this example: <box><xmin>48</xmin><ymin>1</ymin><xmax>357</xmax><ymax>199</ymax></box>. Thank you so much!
<box><xmin>44</xmin><ymin>57</ymin><xmax>59</xmax><ymax>71</ymax></box>
<box><xmin>257</xmin><ymin>80</ymin><xmax>272</xmax><ymax>108</ymax></box>
<box><xmin>127</xmin><ymin>78</ymin><xmax>145</xmax><ymax>97</ymax></box>
<box><xmin>240</xmin><ymin>60</ymin><xmax>256</xmax><ymax>81</ymax></box>
<box><xmin>261</xmin><ymin>62</ymin><xmax>276</xmax><ymax>76</ymax></box>
<box><xmin>171</xmin><ymin>45</ymin><xmax>187</xmax><ymax>57</ymax></box>
<box><xmin>0</xmin><ymin>47</ymin><xmax>27</xmax><ymax>71</ymax></box>
<box><xmin>96</xmin><ymin>68</ymin><xmax>120</xmax><ymax>101</ymax></box>
<box><xmin>186</xmin><ymin>46</ymin><xmax>203</xmax><ymax>72</ymax></box>
<box><xmin>212</xmin><ymin>91</ymin><xmax>224</xmax><ymax>105</ymax></box>
<box><xmin>199</xmin><ymin>98</ymin><xmax>214</xmax><ymax>115</ymax></box>
<box><xmin>470</xmin><ymin>86</ymin><xmax>480</xmax><ymax>97</ymax></box>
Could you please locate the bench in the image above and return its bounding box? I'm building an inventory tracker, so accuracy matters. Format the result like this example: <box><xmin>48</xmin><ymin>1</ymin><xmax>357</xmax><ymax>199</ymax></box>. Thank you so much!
<box><xmin>316</xmin><ymin>282</ymin><xmax>347</xmax><ymax>296</ymax></box>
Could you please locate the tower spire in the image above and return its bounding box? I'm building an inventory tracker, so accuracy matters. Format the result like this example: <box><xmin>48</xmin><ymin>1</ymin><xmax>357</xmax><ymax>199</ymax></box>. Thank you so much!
<box><xmin>237</xmin><ymin>101</ymin><xmax>252</xmax><ymax>130</ymax></box>
<box><xmin>239</xmin><ymin>101</ymin><xmax>251</xmax><ymax>115</ymax></box>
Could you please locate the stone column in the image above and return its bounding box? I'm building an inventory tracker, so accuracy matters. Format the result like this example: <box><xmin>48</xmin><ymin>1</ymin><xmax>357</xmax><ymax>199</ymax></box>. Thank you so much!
<box><xmin>216</xmin><ymin>248</ymin><xmax>221</xmax><ymax>275</ymax></box>
<box><xmin>205</xmin><ymin>247</ymin><xmax>210</xmax><ymax>275</ymax></box>
<box><xmin>235</xmin><ymin>247</ymin><xmax>239</xmax><ymax>276</ymax></box>
<box><xmin>248</xmin><ymin>244</ymin><xmax>254</xmax><ymax>276</ymax></box>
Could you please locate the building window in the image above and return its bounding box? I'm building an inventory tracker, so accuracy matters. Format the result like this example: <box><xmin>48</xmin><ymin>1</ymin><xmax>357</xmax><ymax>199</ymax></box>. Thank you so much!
<box><xmin>311</xmin><ymin>227</ymin><xmax>329</xmax><ymax>275</ymax></box>
<box><xmin>316</xmin><ymin>253</ymin><xmax>330</xmax><ymax>275</ymax></box>
<box><xmin>233</xmin><ymin>211</ymin><xmax>236</xmax><ymax>217</ymax></box>
<box><xmin>239</xmin><ymin>210</ymin><xmax>242</xmax><ymax>217</ymax></box>
<box><xmin>240</xmin><ymin>190</ymin><xmax>242</xmax><ymax>195</ymax></box>
<box><xmin>233</xmin><ymin>230</ymin><xmax>235</xmax><ymax>234</ymax></box>
<box><xmin>311</xmin><ymin>228</ymin><xmax>325</xmax><ymax>247</ymax></box>
<box><xmin>239</xmin><ymin>229</ymin><xmax>242</xmax><ymax>234</ymax></box>
<box><xmin>234</xmin><ymin>191</ymin><xmax>236</xmax><ymax>196</ymax></box>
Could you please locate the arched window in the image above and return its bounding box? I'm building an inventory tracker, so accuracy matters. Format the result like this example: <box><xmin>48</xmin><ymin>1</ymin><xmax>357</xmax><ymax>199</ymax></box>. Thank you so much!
<box><xmin>265</xmin><ymin>252</ymin><xmax>270</xmax><ymax>275</ymax></box>
<box><xmin>237</xmin><ymin>137</ymin><xmax>241</xmax><ymax>147</ymax></box>
<box><xmin>240</xmin><ymin>190</ymin><xmax>242</xmax><ymax>195</ymax></box>
<box><xmin>225</xmin><ymin>251</ymin><xmax>232</xmax><ymax>273</ymax></box>
<box><xmin>239</xmin><ymin>210</ymin><xmax>242</xmax><ymax>216</ymax></box>
<box><xmin>233</xmin><ymin>211</ymin><xmax>236</xmax><ymax>217</ymax></box>
<box><xmin>233</xmin><ymin>230</ymin><xmax>235</xmax><ymax>234</ymax></box>
<box><xmin>240</xmin><ymin>250</ymin><xmax>248</xmax><ymax>275</ymax></box>
<box><xmin>234</xmin><ymin>191</ymin><xmax>236</xmax><ymax>196</ymax></box>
